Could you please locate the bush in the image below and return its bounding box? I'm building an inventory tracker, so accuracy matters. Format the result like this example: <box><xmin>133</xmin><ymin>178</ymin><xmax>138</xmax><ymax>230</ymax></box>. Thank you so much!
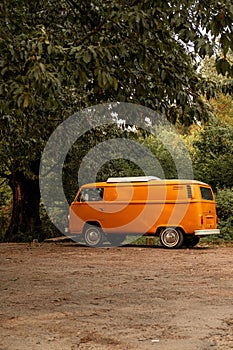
<box><xmin>216</xmin><ymin>188</ymin><xmax>233</xmax><ymax>240</ymax></box>
<box><xmin>40</xmin><ymin>203</ymin><xmax>62</xmax><ymax>240</ymax></box>
<box><xmin>191</xmin><ymin>122</ymin><xmax>233</xmax><ymax>191</ymax></box>
<box><xmin>0</xmin><ymin>182</ymin><xmax>12</xmax><ymax>241</ymax></box>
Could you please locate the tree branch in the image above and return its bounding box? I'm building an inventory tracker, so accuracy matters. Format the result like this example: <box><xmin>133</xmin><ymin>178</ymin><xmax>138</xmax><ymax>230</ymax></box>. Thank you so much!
<box><xmin>76</xmin><ymin>18</ymin><xmax>110</xmax><ymax>45</ymax></box>
<box><xmin>65</xmin><ymin>0</ymin><xmax>112</xmax><ymax>45</ymax></box>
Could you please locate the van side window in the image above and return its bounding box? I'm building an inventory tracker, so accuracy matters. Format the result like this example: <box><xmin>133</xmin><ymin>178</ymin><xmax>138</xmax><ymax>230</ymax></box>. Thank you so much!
<box><xmin>78</xmin><ymin>188</ymin><xmax>104</xmax><ymax>202</ymax></box>
<box><xmin>187</xmin><ymin>185</ymin><xmax>192</xmax><ymax>198</ymax></box>
<box><xmin>200</xmin><ymin>187</ymin><xmax>213</xmax><ymax>201</ymax></box>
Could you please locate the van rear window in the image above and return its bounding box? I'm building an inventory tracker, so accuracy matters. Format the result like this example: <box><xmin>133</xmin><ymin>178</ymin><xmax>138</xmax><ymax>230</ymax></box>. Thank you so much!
<box><xmin>200</xmin><ymin>187</ymin><xmax>213</xmax><ymax>201</ymax></box>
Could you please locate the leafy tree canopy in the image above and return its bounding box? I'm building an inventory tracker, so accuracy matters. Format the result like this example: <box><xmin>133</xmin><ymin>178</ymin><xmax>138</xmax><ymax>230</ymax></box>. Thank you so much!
<box><xmin>1</xmin><ymin>0</ymin><xmax>233</xmax><ymax>119</ymax></box>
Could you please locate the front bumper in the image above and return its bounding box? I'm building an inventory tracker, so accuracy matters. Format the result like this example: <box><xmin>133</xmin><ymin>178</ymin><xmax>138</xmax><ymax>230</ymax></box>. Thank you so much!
<box><xmin>194</xmin><ymin>229</ymin><xmax>220</xmax><ymax>236</ymax></box>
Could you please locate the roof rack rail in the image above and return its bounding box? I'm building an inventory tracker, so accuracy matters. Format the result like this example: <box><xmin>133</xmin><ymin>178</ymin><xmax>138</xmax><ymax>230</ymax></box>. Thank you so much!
<box><xmin>107</xmin><ymin>176</ymin><xmax>161</xmax><ymax>183</ymax></box>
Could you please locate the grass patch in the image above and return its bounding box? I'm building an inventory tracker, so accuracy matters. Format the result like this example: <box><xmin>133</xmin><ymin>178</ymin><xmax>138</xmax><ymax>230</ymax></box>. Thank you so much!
<box><xmin>124</xmin><ymin>235</ymin><xmax>160</xmax><ymax>246</ymax></box>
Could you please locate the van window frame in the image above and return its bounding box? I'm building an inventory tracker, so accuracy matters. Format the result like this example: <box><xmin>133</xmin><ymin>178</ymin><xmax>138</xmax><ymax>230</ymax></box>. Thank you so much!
<box><xmin>200</xmin><ymin>186</ymin><xmax>213</xmax><ymax>201</ymax></box>
<box><xmin>77</xmin><ymin>187</ymin><xmax>104</xmax><ymax>202</ymax></box>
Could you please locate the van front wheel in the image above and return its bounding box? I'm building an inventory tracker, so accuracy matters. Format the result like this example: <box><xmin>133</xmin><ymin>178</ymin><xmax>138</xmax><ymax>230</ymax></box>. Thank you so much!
<box><xmin>83</xmin><ymin>224</ymin><xmax>104</xmax><ymax>247</ymax></box>
<box><xmin>160</xmin><ymin>227</ymin><xmax>184</xmax><ymax>249</ymax></box>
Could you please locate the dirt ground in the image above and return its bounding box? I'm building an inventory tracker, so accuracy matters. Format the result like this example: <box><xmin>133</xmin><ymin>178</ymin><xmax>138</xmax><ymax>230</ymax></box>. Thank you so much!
<box><xmin>0</xmin><ymin>241</ymin><xmax>233</xmax><ymax>350</ymax></box>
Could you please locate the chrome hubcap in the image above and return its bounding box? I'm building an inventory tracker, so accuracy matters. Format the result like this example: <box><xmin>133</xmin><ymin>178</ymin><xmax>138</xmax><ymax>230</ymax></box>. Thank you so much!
<box><xmin>86</xmin><ymin>228</ymin><xmax>100</xmax><ymax>245</ymax></box>
<box><xmin>162</xmin><ymin>228</ymin><xmax>179</xmax><ymax>247</ymax></box>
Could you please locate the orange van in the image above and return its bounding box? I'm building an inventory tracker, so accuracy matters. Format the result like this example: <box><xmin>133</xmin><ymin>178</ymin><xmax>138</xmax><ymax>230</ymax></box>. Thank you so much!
<box><xmin>68</xmin><ymin>176</ymin><xmax>220</xmax><ymax>248</ymax></box>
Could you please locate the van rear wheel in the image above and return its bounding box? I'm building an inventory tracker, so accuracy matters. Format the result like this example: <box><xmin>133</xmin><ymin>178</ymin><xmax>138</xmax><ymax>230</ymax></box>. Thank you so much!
<box><xmin>160</xmin><ymin>227</ymin><xmax>184</xmax><ymax>249</ymax></box>
<box><xmin>83</xmin><ymin>224</ymin><xmax>104</xmax><ymax>247</ymax></box>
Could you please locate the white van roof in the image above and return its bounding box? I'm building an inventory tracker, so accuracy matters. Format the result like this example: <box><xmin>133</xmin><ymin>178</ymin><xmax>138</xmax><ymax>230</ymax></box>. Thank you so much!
<box><xmin>107</xmin><ymin>176</ymin><xmax>161</xmax><ymax>183</ymax></box>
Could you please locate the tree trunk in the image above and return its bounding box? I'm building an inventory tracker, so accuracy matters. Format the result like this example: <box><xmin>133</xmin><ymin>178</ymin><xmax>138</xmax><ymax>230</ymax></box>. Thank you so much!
<box><xmin>4</xmin><ymin>162</ymin><xmax>43</xmax><ymax>242</ymax></box>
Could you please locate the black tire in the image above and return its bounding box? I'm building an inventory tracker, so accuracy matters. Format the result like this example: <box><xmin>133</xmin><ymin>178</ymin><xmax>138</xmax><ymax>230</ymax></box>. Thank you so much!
<box><xmin>107</xmin><ymin>234</ymin><xmax>126</xmax><ymax>246</ymax></box>
<box><xmin>159</xmin><ymin>227</ymin><xmax>184</xmax><ymax>249</ymax></box>
<box><xmin>184</xmin><ymin>235</ymin><xmax>200</xmax><ymax>248</ymax></box>
<box><xmin>83</xmin><ymin>224</ymin><xmax>104</xmax><ymax>247</ymax></box>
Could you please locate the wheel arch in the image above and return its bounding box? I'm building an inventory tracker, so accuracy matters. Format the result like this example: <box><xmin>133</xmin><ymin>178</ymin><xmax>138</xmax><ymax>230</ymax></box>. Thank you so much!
<box><xmin>155</xmin><ymin>225</ymin><xmax>186</xmax><ymax>236</ymax></box>
<box><xmin>83</xmin><ymin>220</ymin><xmax>102</xmax><ymax>230</ymax></box>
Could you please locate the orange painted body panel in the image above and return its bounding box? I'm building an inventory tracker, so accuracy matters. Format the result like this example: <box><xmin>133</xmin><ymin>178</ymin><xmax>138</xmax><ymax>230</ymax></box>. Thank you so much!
<box><xmin>69</xmin><ymin>179</ymin><xmax>218</xmax><ymax>237</ymax></box>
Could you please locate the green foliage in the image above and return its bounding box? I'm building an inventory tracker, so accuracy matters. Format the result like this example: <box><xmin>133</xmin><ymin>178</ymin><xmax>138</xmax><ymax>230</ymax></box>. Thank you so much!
<box><xmin>209</xmin><ymin>93</ymin><xmax>233</xmax><ymax>124</ymax></box>
<box><xmin>62</xmin><ymin>123</ymin><xmax>130</xmax><ymax>202</ymax></box>
<box><xmin>0</xmin><ymin>181</ymin><xmax>11</xmax><ymax>240</ymax></box>
<box><xmin>40</xmin><ymin>203</ymin><xmax>61</xmax><ymax>238</ymax></box>
<box><xmin>191</xmin><ymin>121</ymin><xmax>233</xmax><ymax>190</ymax></box>
<box><xmin>216</xmin><ymin>188</ymin><xmax>233</xmax><ymax>240</ymax></box>
<box><xmin>139</xmin><ymin>128</ymin><xmax>194</xmax><ymax>179</ymax></box>
<box><xmin>97</xmin><ymin>159</ymin><xmax>144</xmax><ymax>182</ymax></box>
<box><xmin>1</xmin><ymin>0</ymin><xmax>233</xmax><ymax>125</ymax></box>
<box><xmin>199</xmin><ymin>52</ymin><xmax>233</xmax><ymax>101</ymax></box>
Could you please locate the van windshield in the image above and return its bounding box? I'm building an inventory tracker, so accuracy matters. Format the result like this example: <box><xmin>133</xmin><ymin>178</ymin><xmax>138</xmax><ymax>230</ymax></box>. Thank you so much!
<box><xmin>200</xmin><ymin>187</ymin><xmax>213</xmax><ymax>201</ymax></box>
